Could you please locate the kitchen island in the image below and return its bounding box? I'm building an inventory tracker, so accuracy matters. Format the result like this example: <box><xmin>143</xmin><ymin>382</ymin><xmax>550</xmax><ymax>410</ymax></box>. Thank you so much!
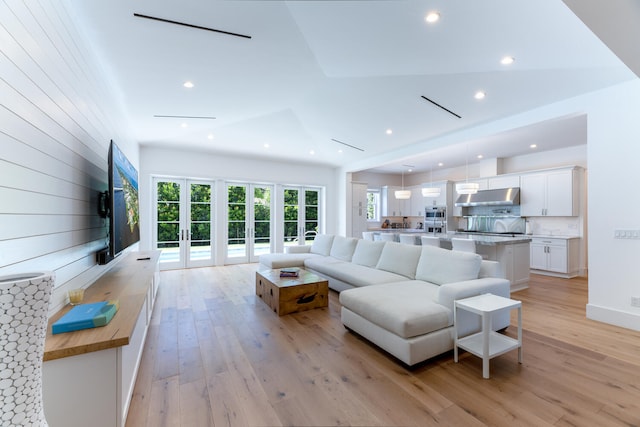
<box><xmin>370</xmin><ymin>231</ymin><xmax>531</xmax><ymax>291</ymax></box>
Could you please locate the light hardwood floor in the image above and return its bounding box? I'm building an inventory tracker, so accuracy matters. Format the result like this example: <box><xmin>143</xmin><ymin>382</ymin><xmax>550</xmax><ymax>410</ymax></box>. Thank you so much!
<box><xmin>126</xmin><ymin>265</ymin><xmax>640</xmax><ymax>426</ymax></box>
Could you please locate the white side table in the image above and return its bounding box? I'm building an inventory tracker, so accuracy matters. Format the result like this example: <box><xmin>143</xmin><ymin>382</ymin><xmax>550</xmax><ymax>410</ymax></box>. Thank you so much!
<box><xmin>454</xmin><ymin>293</ymin><xmax>522</xmax><ymax>379</ymax></box>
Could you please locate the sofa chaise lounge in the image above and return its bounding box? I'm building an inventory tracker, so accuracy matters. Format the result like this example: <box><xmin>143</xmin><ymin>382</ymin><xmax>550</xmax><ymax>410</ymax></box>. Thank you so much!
<box><xmin>259</xmin><ymin>234</ymin><xmax>511</xmax><ymax>365</ymax></box>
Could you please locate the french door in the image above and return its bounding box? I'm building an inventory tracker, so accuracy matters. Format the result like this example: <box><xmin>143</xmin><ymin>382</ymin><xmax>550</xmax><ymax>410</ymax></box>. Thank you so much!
<box><xmin>283</xmin><ymin>186</ymin><xmax>321</xmax><ymax>249</ymax></box>
<box><xmin>226</xmin><ymin>183</ymin><xmax>273</xmax><ymax>264</ymax></box>
<box><xmin>154</xmin><ymin>177</ymin><xmax>214</xmax><ymax>269</ymax></box>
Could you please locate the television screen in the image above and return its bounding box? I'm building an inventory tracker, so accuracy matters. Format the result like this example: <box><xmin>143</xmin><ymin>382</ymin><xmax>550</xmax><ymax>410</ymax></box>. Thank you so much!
<box><xmin>109</xmin><ymin>141</ymin><xmax>140</xmax><ymax>257</ymax></box>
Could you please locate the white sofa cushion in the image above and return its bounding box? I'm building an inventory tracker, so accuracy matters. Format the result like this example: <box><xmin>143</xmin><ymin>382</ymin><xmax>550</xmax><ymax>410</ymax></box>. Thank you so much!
<box><xmin>259</xmin><ymin>253</ymin><xmax>319</xmax><ymax>269</ymax></box>
<box><xmin>310</xmin><ymin>234</ymin><xmax>334</xmax><ymax>256</ymax></box>
<box><xmin>351</xmin><ymin>239</ymin><xmax>386</xmax><ymax>267</ymax></box>
<box><xmin>329</xmin><ymin>236</ymin><xmax>358</xmax><ymax>261</ymax></box>
<box><xmin>375</xmin><ymin>242</ymin><xmax>422</xmax><ymax>279</ymax></box>
<box><xmin>415</xmin><ymin>245</ymin><xmax>482</xmax><ymax>285</ymax></box>
<box><xmin>285</xmin><ymin>245</ymin><xmax>311</xmax><ymax>254</ymax></box>
<box><xmin>340</xmin><ymin>281</ymin><xmax>451</xmax><ymax>338</ymax></box>
<box><xmin>304</xmin><ymin>257</ymin><xmax>406</xmax><ymax>287</ymax></box>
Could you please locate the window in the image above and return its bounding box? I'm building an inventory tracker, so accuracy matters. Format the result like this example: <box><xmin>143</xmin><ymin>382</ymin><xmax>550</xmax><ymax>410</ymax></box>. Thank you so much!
<box><xmin>367</xmin><ymin>190</ymin><xmax>380</xmax><ymax>222</ymax></box>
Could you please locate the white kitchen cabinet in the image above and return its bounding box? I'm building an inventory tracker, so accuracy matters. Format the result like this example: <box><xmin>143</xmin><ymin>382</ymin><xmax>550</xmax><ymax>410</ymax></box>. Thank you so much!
<box><xmin>487</xmin><ymin>174</ymin><xmax>520</xmax><ymax>189</ymax></box>
<box><xmin>520</xmin><ymin>168</ymin><xmax>579</xmax><ymax>216</ymax></box>
<box><xmin>382</xmin><ymin>186</ymin><xmax>409</xmax><ymax>216</ymax></box>
<box><xmin>409</xmin><ymin>185</ymin><xmax>426</xmax><ymax>217</ymax></box>
<box><xmin>530</xmin><ymin>237</ymin><xmax>580</xmax><ymax>277</ymax></box>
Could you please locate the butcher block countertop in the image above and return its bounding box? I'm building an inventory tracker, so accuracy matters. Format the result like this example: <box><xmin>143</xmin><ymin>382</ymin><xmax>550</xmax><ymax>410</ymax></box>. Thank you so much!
<box><xmin>43</xmin><ymin>251</ymin><xmax>160</xmax><ymax>361</ymax></box>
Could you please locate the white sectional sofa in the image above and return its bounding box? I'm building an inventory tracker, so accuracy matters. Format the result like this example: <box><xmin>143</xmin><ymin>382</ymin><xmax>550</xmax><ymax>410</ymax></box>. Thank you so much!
<box><xmin>259</xmin><ymin>234</ymin><xmax>511</xmax><ymax>366</ymax></box>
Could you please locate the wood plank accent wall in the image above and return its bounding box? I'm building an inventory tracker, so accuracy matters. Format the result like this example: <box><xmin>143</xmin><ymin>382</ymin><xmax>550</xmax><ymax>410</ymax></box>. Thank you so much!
<box><xmin>0</xmin><ymin>0</ymin><xmax>135</xmax><ymax>314</ymax></box>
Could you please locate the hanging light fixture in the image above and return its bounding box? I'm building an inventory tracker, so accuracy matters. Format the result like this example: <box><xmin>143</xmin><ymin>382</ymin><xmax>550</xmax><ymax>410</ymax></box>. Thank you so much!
<box><xmin>422</xmin><ymin>163</ymin><xmax>441</xmax><ymax>197</ymax></box>
<box><xmin>456</xmin><ymin>145</ymin><xmax>479</xmax><ymax>195</ymax></box>
<box><xmin>395</xmin><ymin>169</ymin><xmax>411</xmax><ymax>200</ymax></box>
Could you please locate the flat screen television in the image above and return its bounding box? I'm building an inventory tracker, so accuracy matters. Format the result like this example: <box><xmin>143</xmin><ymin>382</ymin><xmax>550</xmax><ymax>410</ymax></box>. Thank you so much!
<box><xmin>108</xmin><ymin>141</ymin><xmax>140</xmax><ymax>258</ymax></box>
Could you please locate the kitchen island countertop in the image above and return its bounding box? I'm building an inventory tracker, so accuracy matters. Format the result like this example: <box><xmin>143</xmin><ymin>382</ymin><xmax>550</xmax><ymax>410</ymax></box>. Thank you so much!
<box><xmin>369</xmin><ymin>230</ymin><xmax>531</xmax><ymax>246</ymax></box>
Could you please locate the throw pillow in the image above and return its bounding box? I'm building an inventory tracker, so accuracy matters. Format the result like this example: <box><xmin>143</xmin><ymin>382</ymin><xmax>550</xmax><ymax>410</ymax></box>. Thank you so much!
<box><xmin>310</xmin><ymin>234</ymin><xmax>334</xmax><ymax>256</ymax></box>
<box><xmin>375</xmin><ymin>242</ymin><xmax>422</xmax><ymax>279</ymax></box>
<box><xmin>415</xmin><ymin>245</ymin><xmax>482</xmax><ymax>285</ymax></box>
<box><xmin>329</xmin><ymin>236</ymin><xmax>358</xmax><ymax>261</ymax></box>
<box><xmin>351</xmin><ymin>239</ymin><xmax>386</xmax><ymax>267</ymax></box>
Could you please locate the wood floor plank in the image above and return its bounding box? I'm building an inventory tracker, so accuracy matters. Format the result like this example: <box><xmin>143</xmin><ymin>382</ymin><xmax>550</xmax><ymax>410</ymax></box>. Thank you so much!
<box><xmin>125</xmin><ymin>265</ymin><xmax>640</xmax><ymax>427</ymax></box>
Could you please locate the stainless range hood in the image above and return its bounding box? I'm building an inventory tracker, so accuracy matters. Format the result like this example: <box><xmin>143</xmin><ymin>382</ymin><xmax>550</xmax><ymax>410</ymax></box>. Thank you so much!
<box><xmin>455</xmin><ymin>187</ymin><xmax>520</xmax><ymax>207</ymax></box>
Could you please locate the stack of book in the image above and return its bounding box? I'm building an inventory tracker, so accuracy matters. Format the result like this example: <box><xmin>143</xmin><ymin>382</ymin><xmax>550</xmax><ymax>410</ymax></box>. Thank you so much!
<box><xmin>52</xmin><ymin>300</ymin><xmax>120</xmax><ymax>334</ymax></box>
<box><xmin>280</xmin><ymin>267</ymin><xmax>300</xmax><ymax>278</ymax></box>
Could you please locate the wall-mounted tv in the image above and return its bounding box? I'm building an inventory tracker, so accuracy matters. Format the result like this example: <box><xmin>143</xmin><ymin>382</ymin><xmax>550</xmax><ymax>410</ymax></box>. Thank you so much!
<box><xmin>108</xmin><ymin>141</ymin><xmax>140</xmax><ymax>258</ymax></box>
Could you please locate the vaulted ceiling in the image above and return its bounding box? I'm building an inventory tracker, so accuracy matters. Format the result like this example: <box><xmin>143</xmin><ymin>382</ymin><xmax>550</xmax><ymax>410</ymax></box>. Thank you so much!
<box><xmin>67</xmin><ymin>0</ymin><xmax>635</xmax><ymax>173</ymax></box>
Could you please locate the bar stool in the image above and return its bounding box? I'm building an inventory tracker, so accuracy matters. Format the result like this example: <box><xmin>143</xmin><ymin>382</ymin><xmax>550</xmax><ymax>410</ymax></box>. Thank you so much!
<box><xmin>420</xmin><ymin>235</ymin><xmax>441</xmax><ymax>247</ymax></box>
<box><xmin>362</xmin><ymin>231</ymin><xmax>375</xmax><ymax>241</ymax></box>
<box><xmin>451</xmin><ymin>238</ymin><xmax>477</xmax><ymax>253</ymax></box>
<box><xmin>379</xmin><ymin>233</ymin><xmax>396</xmax><ymax>242</ymax></box>
<box><xmin>398</xmin><ymin>234</ymin><xmax>418</xmax><ymax>245</ymax></box>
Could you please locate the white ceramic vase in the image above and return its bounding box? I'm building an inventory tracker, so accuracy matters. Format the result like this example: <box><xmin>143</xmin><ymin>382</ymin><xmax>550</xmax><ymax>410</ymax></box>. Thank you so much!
<box><xmin>0</xmin><ymin>272</ymin><xmax>54</xmax><ymax>426</ymax></box>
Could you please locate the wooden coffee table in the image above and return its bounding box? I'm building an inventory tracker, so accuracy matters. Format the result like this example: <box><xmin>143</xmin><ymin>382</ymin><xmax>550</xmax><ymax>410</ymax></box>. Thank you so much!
<box><xmin>255</xmin><ymin>268</ymin><xmax>328</xmax><ymax>316</ymax></box>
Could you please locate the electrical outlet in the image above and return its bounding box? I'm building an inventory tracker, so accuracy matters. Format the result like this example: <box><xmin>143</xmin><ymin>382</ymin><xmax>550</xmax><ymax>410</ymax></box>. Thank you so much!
<box><xmin>631</xmin><ymin>296</ymin><xmax>640</xmax><ymax>307</ymax></box>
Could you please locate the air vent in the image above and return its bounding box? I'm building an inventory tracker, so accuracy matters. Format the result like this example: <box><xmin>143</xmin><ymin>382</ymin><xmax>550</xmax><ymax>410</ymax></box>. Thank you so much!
<box><xmin>420</xmin><ymin>95</ymin><xmax>461</xmax><ymax>119</ymax></box>
<box><xmin>133</xmin><ymin>13</ymin><xmax>252</xmax><ymax>39</ymax></box>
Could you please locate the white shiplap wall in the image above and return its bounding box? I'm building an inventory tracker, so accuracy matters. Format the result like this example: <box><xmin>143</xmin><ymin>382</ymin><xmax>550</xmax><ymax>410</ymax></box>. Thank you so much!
<box><xmin>0</xmin><ymin>0</ymin><xmax>136</xmax><ymax>314</ymax></box>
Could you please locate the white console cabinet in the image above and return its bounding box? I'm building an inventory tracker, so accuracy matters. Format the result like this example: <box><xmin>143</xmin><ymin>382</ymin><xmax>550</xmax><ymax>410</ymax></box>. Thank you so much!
<box><xmin>43</xmin><ymin>251</ymin><xmax>160</xmax><ymax>427</ymax></box>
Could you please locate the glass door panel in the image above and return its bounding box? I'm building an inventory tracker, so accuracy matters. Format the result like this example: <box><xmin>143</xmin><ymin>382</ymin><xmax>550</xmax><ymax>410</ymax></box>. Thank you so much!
<box><xmin>283</xmin><ymin>186</ymin><xmax>321</xmax><ymax>247</ymax></box>
<box><xmin>226</xmin><ymin>183</ymin><xmax>274</xmax><ymax>263</ymax></box>
<box><xmin>188</xmin><ymin>182</ymin><xmax>213</xmax><ymax>266</ymax></box>
<box><xmin>304</xmin><ymin>189</ymin><xmax>319</xmax><ymax>244</ymax></box>
<box><xmin>154</xmin><ymin>178</ymin><xmax>214</xmax><ymax>269</ymax></box>
<box><xmin>252</xmin><ymin>186</ymin><xmax>271</xmax><ymax>259</ymax></box>
<box><xmin>156</xmin><ymin>180</ymin><xmax>182</xmax><ymax>269</ymax></box>
<box><xmin>227</xmin><ymin>184</ymin><xmax>247</xmax><ymax>261</ymax></box>
<box><xmin>283</xmin><ymin>188</ymin><xmax>299</xmax><ymax>249</ymax></box>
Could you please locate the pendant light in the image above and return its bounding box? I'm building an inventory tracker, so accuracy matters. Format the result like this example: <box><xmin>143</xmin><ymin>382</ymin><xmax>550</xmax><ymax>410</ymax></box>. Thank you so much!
<box><xmin>395</xmin><ymin>169</ymin><xmax>411</xmax><ymax>200</ymax></box>
<box><xmin>456</xmin><ymin>144</ymin><xmax>479</xmax><ymax>195</ymax></box>
<box><xmin>421</xmin><ymin>163</ymin><xmax>441</xmax><ymax>197</ymax></box>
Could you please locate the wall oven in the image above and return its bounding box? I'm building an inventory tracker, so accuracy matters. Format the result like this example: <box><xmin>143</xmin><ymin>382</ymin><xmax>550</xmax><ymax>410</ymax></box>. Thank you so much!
<box><xmin>424</xmin><ymin>206</ymin><xmax>446</xmax><ymax>233</ymax></box>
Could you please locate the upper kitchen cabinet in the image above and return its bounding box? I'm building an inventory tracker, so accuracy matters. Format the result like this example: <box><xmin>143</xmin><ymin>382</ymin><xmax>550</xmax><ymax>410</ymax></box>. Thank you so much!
<box><xmin>410</xmin><ymin>185</ymin><xmax>426</xmax><ymax>217</ymax></box>
<box><xmin>487</xmin><ymin>174</ymin><xmax>520</xmax><ymax>190</ymax></box>
<box><xmin>520</xmin><ymin>167</ymin><xmax>581</xmax><ymax>216</ymax></box>
<box><xmin>381</xmin><ymin>186</ymin><xmax>409</xmax><ymax>216</ymax></box>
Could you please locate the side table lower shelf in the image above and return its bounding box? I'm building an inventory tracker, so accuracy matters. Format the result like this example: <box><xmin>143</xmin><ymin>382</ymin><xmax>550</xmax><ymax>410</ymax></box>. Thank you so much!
<box><xmin>456</xmin><ymin>331</ymin><xmax>520</xmax><ymax>360</ymax></box>
<box><xmin>454</xmin><ymin>293</ymin><xmax>522</xmax><ymax>379</ymax></box>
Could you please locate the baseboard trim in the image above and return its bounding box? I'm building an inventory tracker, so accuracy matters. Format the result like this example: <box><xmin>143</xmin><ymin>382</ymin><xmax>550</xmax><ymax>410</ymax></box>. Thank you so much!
<box><xmin>586</xmin><ymin>303</ymin><xmax>640</xmax><ymax>332</ymax></box>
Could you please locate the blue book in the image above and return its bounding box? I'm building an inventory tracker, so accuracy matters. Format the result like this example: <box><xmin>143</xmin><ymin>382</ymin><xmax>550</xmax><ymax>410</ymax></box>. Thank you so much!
<box><xmin>52</xmin><ymin>300</ymin><xmax>119</xmax><ymax>335</ymax></box>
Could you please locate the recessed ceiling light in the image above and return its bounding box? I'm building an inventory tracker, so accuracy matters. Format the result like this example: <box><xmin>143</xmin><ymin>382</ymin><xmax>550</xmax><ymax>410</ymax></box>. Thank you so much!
<box><xmin>501</xmin><ymin>56</ymin><xmax>515</xmax><ymax>65</ymax></box>
<box><xmin>338</xmin><ymin>149</ymin><xmax>343</xmax><ymax>153</ymax></box>
<box><xmin>530</xmin><ymin>144</ymin><xmax>537</xmax><ymax>149</ymax></box>
<box><xmin>425</xmin><ymin>11</ymin><xmax>440</xmax><ymax>23</ymax></box>
<box><xmin>386</xmin><ymin>129</ymin><xmax>393</xmax><ymax>135</ymax></box>
<box><xmin>477</xmin><ymin>154</ymin><xmax>483</xmax><ymax>159</ymax></box>
<box><xmin>181</xmin><ymin>122</ymin><xmax>188</xmax><ymax>128</ymax></box>
<box><xmin>310</xmin><ymin>150</ymin><xmax>315</xmax><ymax>155</ymax></box>
<box><xmin>438</xmin><ymin>162</ymin><xmax>444</xmax><ymax>167</ymax></box>
<box><xmin>183</xmin><ymin>81</ymin><xmax>194</xmax><ymax>88</ymax></box>
<box><xmin>474</xmin><ymin>91</ymin><xmax>486</xmax><ymax>100</ymax></box>
<box><xmin>207</xmin><ymin>133</ymin><xmax>214</xmax><ymax>140</ymax></box>
<box><xmin>264</xmin><ymin>143</ymin><xmax>270</xmax><ymax>148</ymax></box>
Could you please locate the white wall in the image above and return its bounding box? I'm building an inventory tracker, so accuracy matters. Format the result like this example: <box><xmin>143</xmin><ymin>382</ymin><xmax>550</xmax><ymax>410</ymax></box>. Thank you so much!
<box><xmin>0</xmin><ymin>1</ymin><xmax>137</xmax><ymax>314</ymax></box>
<box><xmin>139</xmin><ymin>146</ymin><xmax>339</xmax><ymax>258</ymax></box>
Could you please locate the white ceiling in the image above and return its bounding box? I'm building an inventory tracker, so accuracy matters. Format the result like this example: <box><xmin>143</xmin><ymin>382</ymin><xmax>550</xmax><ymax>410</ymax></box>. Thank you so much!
<box><xmin>66</xmin><ymin>0</ymin><xmax>635</xmax><ymax>173</ymax></box>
